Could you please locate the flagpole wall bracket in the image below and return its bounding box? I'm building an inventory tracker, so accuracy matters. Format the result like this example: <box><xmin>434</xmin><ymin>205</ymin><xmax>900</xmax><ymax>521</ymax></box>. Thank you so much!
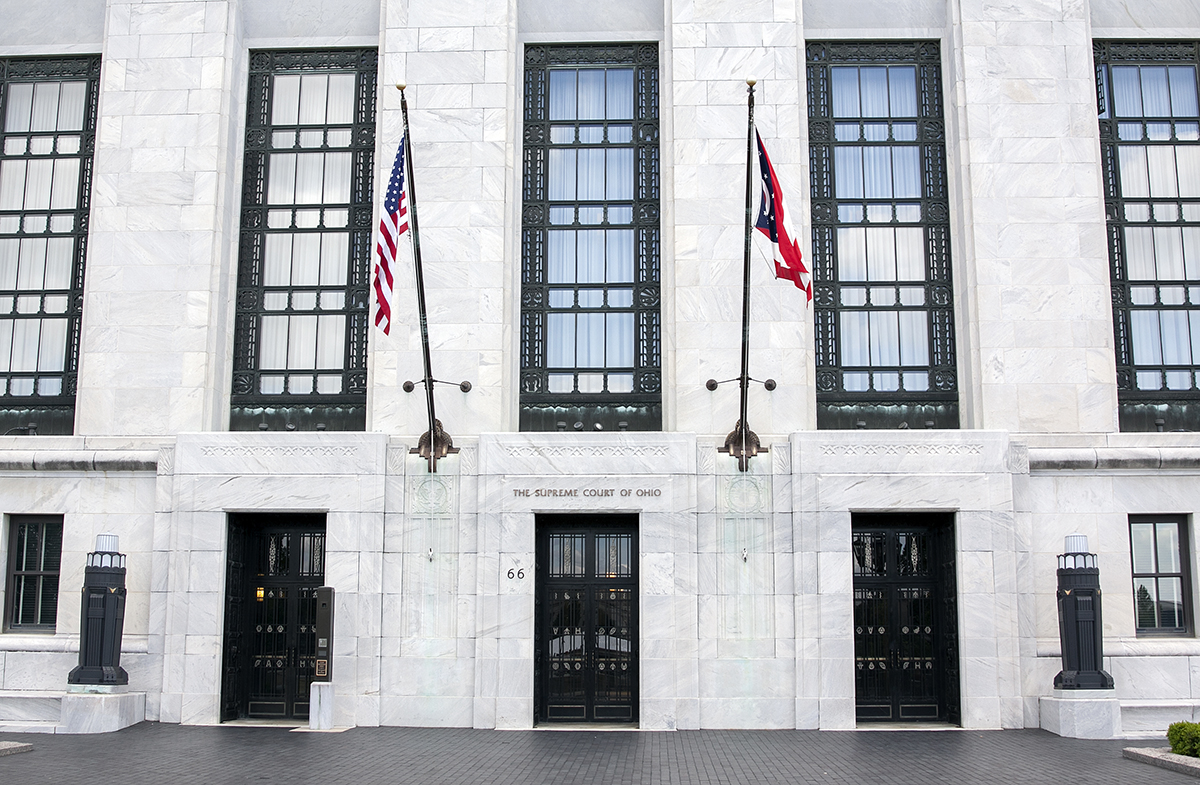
<box><xmin>705</xmin><ymin>377</ymin><xmax>775</xmax><ymax>392</ymax></box>
<box><xmin>403</xmin><ymin>378</ymin><xmax>473</xmax><ymax>393</ymax></box>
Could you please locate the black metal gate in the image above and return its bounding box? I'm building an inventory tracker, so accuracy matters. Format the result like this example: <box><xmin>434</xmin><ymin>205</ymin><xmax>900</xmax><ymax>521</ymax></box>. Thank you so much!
<box><xmin>535</xmin><ymin>515</ymin><xmax>638</xmax><ymax>723</ymax></box>
<box><xmin>852</xmin><ymin>514</ymin><xmax>959</xmax><ymax>723</ymax></box>
<box><xmin>221</xmin><ymin>514</ymin><xmax>326</xmax><ymax>721</ymax></box>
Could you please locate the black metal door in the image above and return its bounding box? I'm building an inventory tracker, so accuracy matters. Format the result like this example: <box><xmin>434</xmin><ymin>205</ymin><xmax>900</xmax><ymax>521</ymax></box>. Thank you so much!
<box><xmin>536</xmin><ymin>515</ymin><xmax>638</xmax><ymax>723</ymax></box>
<box><xmin>852</xmin><ymin>514</ymin><xmax>957</xmax><ymax>722</ymax></box>
<box><xmin>221</xmin><ymin>514</ymin><xmax>325</xmax><ymax>721</ymax></box>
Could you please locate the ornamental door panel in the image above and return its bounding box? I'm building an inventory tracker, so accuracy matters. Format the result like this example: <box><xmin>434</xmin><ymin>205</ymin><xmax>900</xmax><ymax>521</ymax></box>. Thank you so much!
<box><xmin>222</xmin><ymin>514</ymin><xmax>325</xmax><ymax>722</ymax></box>
<box><xmin>536</xmin><ymin>516</ymin><xmax>638</xmax><ymax>723</ymax></box>
<box><xmin>852</xmin><ymin>515</ymin><xmax>957</xmax><ymax>723</ymax></box>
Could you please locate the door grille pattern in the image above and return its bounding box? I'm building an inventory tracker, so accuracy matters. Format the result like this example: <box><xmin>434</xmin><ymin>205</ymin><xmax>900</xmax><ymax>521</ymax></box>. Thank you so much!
<box><xmin>537</xmin><ymin>517</ymin><xmax>638</xmax><ymax>723</ymax></box>
<box><xmin>852</xmin><ymin>516</ymin><xmax>957</xmax><ymax>723</ymax></box>
<box><xmin>221</xmin><ymin>514</ymin><xmax>326</xmax><ymax>722</ymax></box>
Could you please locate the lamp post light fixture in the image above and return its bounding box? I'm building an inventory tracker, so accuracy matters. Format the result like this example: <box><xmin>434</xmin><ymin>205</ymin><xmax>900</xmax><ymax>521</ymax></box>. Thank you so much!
<box><xmin>67</xmin><ymin>533</ymin><xmax>129</xmax><ymax>686</ymax></box>
<box><xmin>1053</xmin><ymin>533</ymin><xmax>1114</xmax><ymax>690</ymax></box>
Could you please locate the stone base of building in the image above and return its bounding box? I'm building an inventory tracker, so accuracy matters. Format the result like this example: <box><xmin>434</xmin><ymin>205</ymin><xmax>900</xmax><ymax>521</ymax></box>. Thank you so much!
<box><xmin>310</xmin><ymin>683</ymin><xmax>334</xmax><ymax>730</ymax></box>
<box><xmin>1039</xmin><ymin>689</ymin><xmax>1122</xmax><ymax>739</ymax></box>
<box><xmin>58</xmin><ymin>691</ymin><xmax>145</xmax><ymax>734</ymax></box>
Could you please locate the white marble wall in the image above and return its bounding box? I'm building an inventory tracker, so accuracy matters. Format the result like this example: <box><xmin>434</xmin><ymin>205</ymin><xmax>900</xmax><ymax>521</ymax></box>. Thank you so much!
<box><xmin>154</xmin><ymin>433</ymin><xmax>386</xmax><ymax>726</ymax></box>
<box><xmin>946</xmin><ymin>0</ymin><xmax>1117</xmax><ymax>433</ymax></box>
<box><xmin>1022</xmin><ymin>436</ymin><xmax>1200</xmax><ymax>731</ymax></box>
<box><xmin>0</xmin><ymin>0</ymin><xmax>106</xmax><ymax>52</ymax></box>
<box><xmin>368</xmin><ymin>0</ymin><xmax>513</xmax><ymax>434</ymax></box>
<box><xmin>669</xmin><ymin>0</ymin><xmax>813</xmax><ymax>435</ymax></box>
<box><xmin>1</xmin><ymin>0</ymin><xmax>1200</xmax><ymax>739</ymax></box>
<box><xmin>76</xmin><ymin>0</ymin><xmax>245</xmax><ymax>435</ymax></box>
<box><xmin>0</xmin><ymin>441</ymin><xmax>157</xmax><ymax>702</ymax></box>
<box><xmin>794</xmin><ymin>431</ymin><xmax>1023</xmax><ymax>729</ymax></box>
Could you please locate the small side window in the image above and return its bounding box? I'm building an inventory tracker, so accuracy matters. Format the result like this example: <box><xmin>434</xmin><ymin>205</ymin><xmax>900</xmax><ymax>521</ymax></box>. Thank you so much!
<box><xmin>1130</xmin><ymin>515</ymin><xmax>1191</xmax><ymax>635</ymax></box>
<box><xmin>5</xmin><ymin>514</ymin><xmax>63</xmax><ymax>631</ymax></box>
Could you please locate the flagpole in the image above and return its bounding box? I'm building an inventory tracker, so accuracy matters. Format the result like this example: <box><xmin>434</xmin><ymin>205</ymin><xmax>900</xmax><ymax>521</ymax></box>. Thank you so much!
<box><xmin>736</xmin><ymin>78</ymin><xmax>757</xmax><ymax>471</ymax></box>
<box><xmin>398</xmin><ymin>84</ymin><xmax>439</xmax><ymax>474</ymax></box>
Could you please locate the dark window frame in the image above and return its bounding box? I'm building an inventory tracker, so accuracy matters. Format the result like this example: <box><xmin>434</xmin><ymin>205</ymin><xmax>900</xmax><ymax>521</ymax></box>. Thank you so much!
<box><xmin>5</xmin><ymin>514</ymin><xmax>63</xmax><ymax>632</ymax></box>
<box><xmin>806</xmin><ymin>41</ymin><xmax>958</xmax><ymax>430</ymax></box>
<box><xmin>520</xmin><ymin>43</ymin><xmax>661</xmax><ymax>432</ymax></box>
<box><xmin>1130</xmin><ymin>514</ymin><xmax>1192</xmax><ymax>636</ymax></box>
<box><xmin>0</xmin><ymin>56</ymin><xmax>101</xmax><ymax>436</ymax></box>
<box><xmin>230</xmin><ymin>49</ymin><xmax>378</xmax><ymax>432</ymax></box>
<box><xmin>1095</xmin><ymin>41</ymin><xmax>1200</xmax><ymax>432</ymax></box>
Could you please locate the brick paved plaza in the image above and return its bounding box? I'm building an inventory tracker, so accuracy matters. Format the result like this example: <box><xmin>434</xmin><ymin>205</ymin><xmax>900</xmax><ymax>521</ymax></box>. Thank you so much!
<box><xmin>0</xmin><ymin>725</ymin><xmax>1188</xmax><ymax>785</ymax></box>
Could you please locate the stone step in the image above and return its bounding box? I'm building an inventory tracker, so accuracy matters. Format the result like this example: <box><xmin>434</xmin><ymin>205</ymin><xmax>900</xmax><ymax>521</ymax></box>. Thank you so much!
<box><xmin>0</xmin><ymin>719</ymin><xmax>59</xmax><ymax>734</ymax></box>
<box><xmin>0</xmin><ymin>691</ymin><xmax>62</xmax><ymax>723</ymax></box>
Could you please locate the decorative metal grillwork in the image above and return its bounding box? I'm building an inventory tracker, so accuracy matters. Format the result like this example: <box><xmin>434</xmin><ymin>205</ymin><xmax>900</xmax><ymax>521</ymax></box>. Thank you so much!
<box><xmin>222</xmin><ymin>514</ymin><xmax>325</xmax><ymax>721</ymax></box>
<box><xmin>231</xmin><ymin>49</ymin><xmax>377</xmax><ymax>431</ymax></box>
<box><xmin>520</xmin><ymin>44</ymin><xmax>661</xmax><ymax>432</ymax></box>
<box><xmin>1095</xmin><ymin>41</ymin><xmax>1200</xmax><ymax>431</ymax></box>
<box><xmin>852</xmin><ymin>514</ymin><xmax>957</xmax><ymax>723</ymax></box>
<box><xmin>536</xmin><ymin>517</ymin><xmax>638</xmax><ymax>723</ymax></box>
<box><xmin>806</xmin><ymin>42</ymin><xmax>958</xmax><ymax>429</ymax></box>
<box><xmin>0</xmin><ymin>57</ymin><xmax>100</xmax><ymax>435</ymax></box>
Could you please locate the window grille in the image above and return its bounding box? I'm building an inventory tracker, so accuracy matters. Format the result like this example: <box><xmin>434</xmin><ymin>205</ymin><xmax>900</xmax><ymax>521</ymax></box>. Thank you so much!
<box><xmin>1129</xmin><ymin>515</ymin><xmax>1190</xmax><ymax>635</ymax></box>
<box><xmin>231</xmin><ymin>50</ymin><xmax>377</xmax><ymax>431</ymax></box>
<box><xmin>5</xmin><ymin>515</ymin><xmax>63</xmax><ymax>631</ymax></box>
<box><xmin>1096</xmin><ymin>42</ymin><xmax>1200</xmax><ymax>431</ymax></box>
<box><xmin>520</xmin><ymin>44</ymin><xmax>660</xmax><ymax>432</ymax></box>
<box><xmin>0</xmin><ymin>57</ymin><xmax>100</xmax><ymax>435</ymax></box>
<box><xmin>807</xmin><ymin>42</ymin><xmax>958</xmax><ymax>429</ymax></box>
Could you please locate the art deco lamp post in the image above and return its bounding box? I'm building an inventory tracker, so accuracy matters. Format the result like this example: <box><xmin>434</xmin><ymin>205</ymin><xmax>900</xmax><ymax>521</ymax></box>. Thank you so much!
<box><xmin>1053</xmin><ymin>533</ymin><xmax>1114</xmax><ymax>690</ymax></box>
<box><xmin>68</xmin><ymin>533</ymin><xmax>129</xmax><ymax>686</ymax></box>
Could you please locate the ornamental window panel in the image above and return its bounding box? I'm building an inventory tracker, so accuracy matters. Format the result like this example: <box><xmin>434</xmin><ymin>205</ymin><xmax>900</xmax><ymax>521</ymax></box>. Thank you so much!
<box><xmin>807</xmin><ymin>42</ymin><xmax>958</xmax><ymax>430</ymax></box>
<box><xmin>0</xmin><ymin>57</ymin><xmax>99</xmax><ymax>436</ymax></box>
<box><xmin>231</xmin><ymin>50</ymin><xmax>377</xmax><ymax>432</ymax></box>
<box><xmin>5</xmin><ymin>515</ymin><xmax>63</xmax><ymax>631</ymax></box>
<box><xmin>1130</xmin><ymin>515</ymin><xmax>1191</xmax><ymax>635</ymax></box>
<box><xmin>1096</xmin><ymin>43</ymin><xmax>1200</xmax><ymax>431</ymax></box>
<box><xmin>521</xmin><ymin>44</ymin><xmax>660</xmax><ymax>432</ymax></box>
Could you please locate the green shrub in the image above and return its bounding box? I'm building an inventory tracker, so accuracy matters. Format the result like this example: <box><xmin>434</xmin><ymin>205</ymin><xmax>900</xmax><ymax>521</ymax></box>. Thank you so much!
<box><xmin>1169</xmin><ymin>721</ymin><xmax>1200</xmax><ymax>757</ymax></box>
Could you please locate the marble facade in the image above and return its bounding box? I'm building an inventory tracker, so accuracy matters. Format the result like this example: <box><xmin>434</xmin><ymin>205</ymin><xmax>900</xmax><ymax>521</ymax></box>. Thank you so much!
<box><xmin>0</xmin><ymin>0</ymin><xmax>1198</xmax><ymax>738</ymax></box>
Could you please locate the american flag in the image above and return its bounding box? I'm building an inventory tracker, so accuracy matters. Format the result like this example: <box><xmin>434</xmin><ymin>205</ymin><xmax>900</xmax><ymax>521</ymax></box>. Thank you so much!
<box><xmin>374</xmin><ymin>137</ymin><xmax>409</xmax><ymax>334</ymax></box>
<box><xmin>754</xmin><ymin>131</ymin><xmax>812</xmax><ymax>302</ymax></box>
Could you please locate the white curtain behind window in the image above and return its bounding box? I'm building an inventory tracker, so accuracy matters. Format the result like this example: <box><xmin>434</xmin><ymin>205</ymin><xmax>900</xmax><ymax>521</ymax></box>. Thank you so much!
<box><xmin>887</xmin><ymin>67</ymin><xmax>917</xmax><ymax>116</ymax></box>
<box><xmin>1140</xmin><ymin>67</ymin><xmax>1171</xmax><ymax>116</ymax></box>
<box><xmin>576</xmin><ymin>312</ymin><xmax>604</xmax><ymax>367</ymax></box>
<box><xmin>1111</xmin><ymin>66</ymin><xmax>1144</xmax><ymax>117</ymax></box>
<box><xmin>606</xmin><ymin>313</ymin><xmax>633</xmax><ymax>367</ymax></box>
<box><xmin>577</xmin><ymin>70</ymin><xmax>605</xmax><ymax>120</ymax></box>
<box><xmin>606</xmin><ymin>70</ymin><xmax>634</xmax><ymax>119</ymax></box>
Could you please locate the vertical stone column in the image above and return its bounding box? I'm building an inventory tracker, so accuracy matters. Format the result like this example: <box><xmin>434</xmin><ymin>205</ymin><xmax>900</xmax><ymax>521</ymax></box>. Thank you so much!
<box><xmin>669</xmin><ymin>0</ymin><xmax>813</xmax><ymax>436</ymax></box>
<box><xmin>77</xmin><ymin>0</ymin><xmax>243</xmax><ymax>435</ymax></box>
<box><xmin>371</xmin><ymin>0</ymin><xmax>513</xmax><ymax>436</ymax></box>
<box><xmin>947</xmin><ymin>0</ymin><xmax>1116</xmax><ymax>433</ymax></box>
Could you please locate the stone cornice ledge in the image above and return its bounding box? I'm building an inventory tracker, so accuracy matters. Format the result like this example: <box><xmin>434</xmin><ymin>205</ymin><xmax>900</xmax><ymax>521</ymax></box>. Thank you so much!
<box><xmin>0</xmin><ymin>450</ymin><xmax>158</xmax><ymax>472</ymax></box>
<box><xmin>1029</xmin><ymin>446</ymin><xmax>1200</xmax><ymax>471</ymax></box>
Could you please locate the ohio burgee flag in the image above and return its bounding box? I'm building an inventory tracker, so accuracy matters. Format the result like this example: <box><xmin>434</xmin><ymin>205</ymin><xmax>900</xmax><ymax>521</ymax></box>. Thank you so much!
<box><xmin>754</xmin><ymin>131</ymin><xmax>812</xmax><ymax>302</ymax></box>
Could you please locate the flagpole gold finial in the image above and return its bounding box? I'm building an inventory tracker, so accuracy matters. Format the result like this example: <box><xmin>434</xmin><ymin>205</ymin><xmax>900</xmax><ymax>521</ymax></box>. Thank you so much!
<box><xmin>746</xmin><ymin>77</ymin><xmax>757</xmax><ymax>87</ymax></box>
<box><xmin>396</xmin><ymin>83</ymin><xmax>406</xmax><ymax>91</ymax></box>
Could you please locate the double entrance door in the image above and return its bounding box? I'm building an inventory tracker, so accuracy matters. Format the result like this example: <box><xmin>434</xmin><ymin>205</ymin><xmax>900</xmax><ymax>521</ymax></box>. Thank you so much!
<box><xmin>535</xmin><ymin>515</ymin><xmax>638</xmax><ymax>723</ymax></box>
<box><xmin>852</xmin><ymin>514</ymin><xmax>959</xmax><ymax>723</ymax></box>
<box><xmin>221</xmin><ymin>513</ymin><xmax>326</xmax><ymax>721</ymax></box>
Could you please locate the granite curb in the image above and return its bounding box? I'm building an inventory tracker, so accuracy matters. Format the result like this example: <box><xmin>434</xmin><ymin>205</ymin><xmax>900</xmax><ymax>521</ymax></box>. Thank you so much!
<box><xmin>1123</xmin><ymin>747</ymin><xmax>1200</xmax><ymax>778</ymax></box>
<box><xmin>0</xmin><ymin>740</ymin><xmax>32</xmax><ymax>757</ymax></box>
